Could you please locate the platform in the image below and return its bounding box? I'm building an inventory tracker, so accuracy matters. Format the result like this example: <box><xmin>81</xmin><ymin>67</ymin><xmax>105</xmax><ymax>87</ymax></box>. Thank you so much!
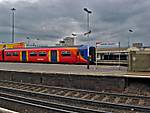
<box><xmin>0</xmin><ymin>62</ymin><xmax>149</xmax><ymax>92</ymax></box>
<box><xmin>0</xmin><ymin>107</ymin><xmax>19</xmax><ymax>113</ymax></box>
<box><xmin>0</xmin><ymin>62</ymin><xmax>149</xmax><ymax>78</ymax></box>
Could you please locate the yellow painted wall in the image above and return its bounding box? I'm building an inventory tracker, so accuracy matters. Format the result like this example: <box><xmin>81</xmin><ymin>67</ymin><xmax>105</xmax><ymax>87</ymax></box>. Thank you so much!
<box><xmin>0</xmin><ymin>42</ymin><xmax>25</xmax><ymax>49</ymax></box>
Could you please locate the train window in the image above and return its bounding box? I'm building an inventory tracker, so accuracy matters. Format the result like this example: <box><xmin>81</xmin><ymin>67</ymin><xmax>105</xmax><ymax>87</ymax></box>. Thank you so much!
<box><xmin>13</xmin><ymin>52</ymin><xmax>19</xmax><ymax>56</ymax></box>
<box><xmin>39</xmin><ymin>51</ymin><xmax>47</xmax><ymax>56</ymax></box>
<box><xmin>30</xmin><ymin>52</ymin><xmax>37</xmax><ymax>56</ymax></box>
<box><xmin>61</xmin><ymin>51</ymin><xmax>71</xmax><ymax>56</ymax></box>
<box><xmin>6</xmin><ymin>52</ymin><xmax>11</xmax><ymax>56</ymax></box>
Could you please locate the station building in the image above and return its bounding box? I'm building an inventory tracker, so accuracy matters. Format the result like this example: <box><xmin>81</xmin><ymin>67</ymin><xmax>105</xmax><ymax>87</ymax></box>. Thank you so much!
<box><xmin>128</xmin><ymin>44</ymin><xmax>150</xmax><ymax>72</ymax></box>
<box><xmin>96</xmin><ymin>43</ymin><xmax>150</xmax><ymax>66</ymax></box>
<box><xmin>96</xmin><ymin>47</ymin><xmax>128</xmax><ymax>65</ymax></box>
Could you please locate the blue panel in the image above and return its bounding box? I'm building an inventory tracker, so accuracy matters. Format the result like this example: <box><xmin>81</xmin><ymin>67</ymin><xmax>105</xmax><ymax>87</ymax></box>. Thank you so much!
<box><xmin>22</xmin><ymin>51</ymin><xmax>26</xmax><ymax>62</ymax></box>
<box><xmin>78</xmin><ymin>45</ymin><xmax>88</xmax><ymax>60</ymax></box>
<box><xmin>51</xmin><ymin>50</ymin><xmax>57</xmax><ymax>63</ymax></box>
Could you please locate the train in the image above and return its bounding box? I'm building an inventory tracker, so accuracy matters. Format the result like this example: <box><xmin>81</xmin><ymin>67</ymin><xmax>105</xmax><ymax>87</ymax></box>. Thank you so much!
<box><xmin>0</xmin><ymin>45</ymin><xmax>95</xmax><ymax>64</ymax></box>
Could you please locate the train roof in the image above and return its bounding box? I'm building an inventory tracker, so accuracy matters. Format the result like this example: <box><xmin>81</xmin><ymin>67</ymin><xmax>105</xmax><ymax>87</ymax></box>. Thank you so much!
<box><xmin>2</xmin><ymin>45</ymin><xmax>89</xmax><ymax>50</ymax></box>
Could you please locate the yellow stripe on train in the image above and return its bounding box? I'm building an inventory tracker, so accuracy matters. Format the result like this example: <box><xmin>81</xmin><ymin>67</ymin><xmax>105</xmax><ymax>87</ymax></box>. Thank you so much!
<box><xmin>57</xmin><ymin>50</ymin><xmax>59</xmax><ymax>62</ymax></box>
<box><xmin>20</xmin><ymin>51</ymin><xmax>22</xmax><ymax>61</ymax></box>
<box><xmin>26</xmin><ymin>51</ymin><xmax>28</xmax><ymax>61</ymax></box>
<box><xmin>48</xmin><ymin>51</ymin><xmax>51</xmax><ymax>62</ymax></box>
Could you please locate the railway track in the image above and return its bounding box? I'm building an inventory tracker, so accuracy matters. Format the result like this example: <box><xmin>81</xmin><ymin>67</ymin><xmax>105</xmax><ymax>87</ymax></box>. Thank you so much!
<box><xmin>0</xmin><ymin>92</ymin><xmax>107</xmax><ymax>113</ymax></box>
<box><xmin>0</xmin><ymin>80</ymin><xmax>149</xmax><ymax>113</ymax></box>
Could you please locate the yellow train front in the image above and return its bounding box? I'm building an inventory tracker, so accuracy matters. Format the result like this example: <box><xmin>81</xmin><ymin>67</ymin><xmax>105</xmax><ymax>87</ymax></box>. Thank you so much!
<box><xmin>0</xmin><ymin>45</ymin><xmax>95</xmax><ymax>64</ymax></box>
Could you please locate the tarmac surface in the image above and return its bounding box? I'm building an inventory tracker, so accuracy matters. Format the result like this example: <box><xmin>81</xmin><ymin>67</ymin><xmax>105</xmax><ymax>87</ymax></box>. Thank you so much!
<box><xmin>0</xmin><ymin>62</ymin><xmax>149</xmax><ymax>78</ymax></box>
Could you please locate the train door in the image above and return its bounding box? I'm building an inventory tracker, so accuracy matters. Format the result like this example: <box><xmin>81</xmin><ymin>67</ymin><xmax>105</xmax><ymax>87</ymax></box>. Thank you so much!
<box><xmin>2</xmin><ymin>50</ymin><xmax>4</xmax><ymax>61</ymax></box>
<box><xmin>51</xmin><ymin>50</ymin><xmax>57</xmax><ymax>63</ymax></box>
<box><xmin>22</xmin><ymin>51</ymin><xmax>27</xmax><ymax>62</ymax></box>
<box><xmin>76</xmin><ymin>51</ymin><xmax>80</xmax><ymax>63</ymax></box>
<box><xmin>89</xmin><ymin>47</ymin><xmax>96</xmax><ymax>63</ymax></box>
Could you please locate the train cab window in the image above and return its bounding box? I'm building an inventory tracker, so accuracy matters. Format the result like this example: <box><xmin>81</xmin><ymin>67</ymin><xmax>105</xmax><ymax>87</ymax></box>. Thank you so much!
<box><xmin>39</xmin><ymin>51</ymin><xmax>47</xmax><ymax>56</ymax></box>
<box><xmin>6</xmin><ymin>52</ymin><xmax>11</xmax><ymax>56</ymax></box>
<box><xmin>30</xmin><ymin>52</ymin><xmax>37</xmax><ymax>56</ymax></box>
<box><xmin>80</xmin><ymin>50</ymin><xmax>85</xmax><ymax>57</ymax></box>
<box><xmin>13</xmin><ymin>52</ymin><xmax>19</xmax><ymax>56</ymax></box>
<box><xmin>61</xmin><ymin>51</ymin><xmax>71</xmax><ymax>56</ymax></box>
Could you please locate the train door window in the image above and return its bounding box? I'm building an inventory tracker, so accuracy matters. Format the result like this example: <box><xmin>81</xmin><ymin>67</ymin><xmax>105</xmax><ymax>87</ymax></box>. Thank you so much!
<box><xmin>30</xmin><ymin>52</ymin><xmax>37</xmax><ymax>56</ymax></box>
<box><xmin>39</xmin><ymin>51</ymin><xmax>47</xmax><ymax>56</ymax></box>
<box><xmin>51</xmin><ymin>50</ymin><xmax>57</xmax><ymax>63</ymax></box>
<box><xmin>89</xmin><ymin>47</ymin><xmax>96</xmax><ymax>61</ymax></box>
<box><xmin>6</xmin><ymin>52</ymin><xmax>11</xmax><ymax>56</ymax></box>
<box><xmin>61</xmin><ymin>51</ymin><xmax>71</xmax><ymax>56</ymax></box>
<box><xmin>13</xmin><ymin>52</ymin><xmax>19</xmax><ymax>56</ymax></box>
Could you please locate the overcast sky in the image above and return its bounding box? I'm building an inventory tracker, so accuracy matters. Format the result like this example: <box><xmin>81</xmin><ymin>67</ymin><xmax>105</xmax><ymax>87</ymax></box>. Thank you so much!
<box><xmin>0</xmin><ymin>0</ymin><xmax>150</xmax><ymax>46</ymax></box>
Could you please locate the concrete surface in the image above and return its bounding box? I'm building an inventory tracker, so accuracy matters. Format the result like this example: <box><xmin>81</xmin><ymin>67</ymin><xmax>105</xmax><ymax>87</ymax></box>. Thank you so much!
<box><xmin>0</xmin><ymin>62</ymin><xmax>149</xmax><ymax>78</ymax></box>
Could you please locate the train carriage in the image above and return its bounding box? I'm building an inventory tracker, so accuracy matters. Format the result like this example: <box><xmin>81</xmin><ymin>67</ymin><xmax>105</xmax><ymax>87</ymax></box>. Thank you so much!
<box><xmin>0</xmin><ymin>50</ymin><xmax>3</xmax><ymax>61</ymax></box>
<box><xmin>2</xmin><ymin>45</ymin><xmax>95</xmax><ymax>64</ymax></box>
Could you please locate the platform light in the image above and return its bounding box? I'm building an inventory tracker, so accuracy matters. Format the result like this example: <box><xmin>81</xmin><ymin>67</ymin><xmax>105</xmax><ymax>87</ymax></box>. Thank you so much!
<box><xmin>83</xmin><ymin>7</ymin><xmax>92</xmax><ymax>69</ymax></box>
<box><xmin>11</xmin><ymin>8</ymin><xmax>16</xmax><ymax>43</ymax></box>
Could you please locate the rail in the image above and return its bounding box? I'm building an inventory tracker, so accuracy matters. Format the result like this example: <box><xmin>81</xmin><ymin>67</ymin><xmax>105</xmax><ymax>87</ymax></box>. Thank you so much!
<box><xmin>0</xmin><ymin>80</ymin><xmax>149</xmax><ymax>113</ymax></box>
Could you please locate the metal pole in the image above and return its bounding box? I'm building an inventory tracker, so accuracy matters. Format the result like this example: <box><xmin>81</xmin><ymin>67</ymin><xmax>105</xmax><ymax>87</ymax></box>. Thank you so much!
<box><xmin>83</xmin><ymin>8</ymin><xmax>92</xmax><ymax>69</ymax></box>
<box><xmin>87</xmin><ymin>12</ymin><xmax>90</xmax><ymax>69</ymax></box>
<box><xmin>11</xmin><ymin>8</ymin><xmax>16</xmax><ymax>43</ymax></box>
<box><xmin>128</xmin><ymin>37</ymin><xmax>130</xmax><ymax>48</ymax></box>
<box><xmin>128</xmin><ymin>29</ymin><xmax>133</xmax><ymax>48</ymax></box>
<box><xmin>73</xmin><ymin>36</ymin><xmax>75</xmax><ymax>45</ymax></box>
<box><xmin>72</xmin><ymin>33</ymin><xmax>77</xmax><ymax>45</ymax></box>
<box><xmin>87</xmin><ymin>13</ymin><xmax>89</xmax><ymax>39</ymax></box>
<box><xmin>118</xmin><ymin>41</ymin><xmax>120</xmax><ymax>70</ymax></box>
<box><xmin>26</xmin><ymin>37</ymin><xmax>30</xmax><ymax>46</ymax></box>
<box><xmin>95</xmin><ymin>43</ymin><xmax>97</xmax><ymax>70</ymax></box>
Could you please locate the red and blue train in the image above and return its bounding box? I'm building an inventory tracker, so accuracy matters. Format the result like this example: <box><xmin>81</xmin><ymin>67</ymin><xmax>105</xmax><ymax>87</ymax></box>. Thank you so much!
<box><xmin>0</xmin><ymin>45</ymin><xmax>95</xmax><ymax>64</ymax></box>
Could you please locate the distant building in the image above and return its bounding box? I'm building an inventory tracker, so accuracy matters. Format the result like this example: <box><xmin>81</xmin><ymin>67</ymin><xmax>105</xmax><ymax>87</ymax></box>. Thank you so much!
<box><xmin>26</xmin><ymin>39</ymin><xmax>54</xmax><ymax>47</ymax></box>
<box><xmin>56</xmin><ymin>37</ymin><xmax>74</xmax><ymax>46</ymax></box>
<box><xmin>63</xmin><ymin>37</ymin><xmax>74</xmax><ymax>46</ymax></box>
<box><xmin>55</xmin><ymin>41</ymin><xmax>65</xmax><ymax>46</ymax></box>
<box><xmin>132</xmin><ymin>43</ymin><xmax>143</xmax><ymax>48</ymax></box>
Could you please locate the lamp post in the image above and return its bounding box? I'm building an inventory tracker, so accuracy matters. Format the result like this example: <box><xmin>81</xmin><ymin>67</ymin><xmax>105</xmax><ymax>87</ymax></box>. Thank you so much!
<box><xmin>72</xmin><ymin>32</ymin><xmax>91</xmax><ymax>45</ymax></box>
<box><xmin>83</xmin><ymin>8</ymin><xmax>92</xmax><ymax>69</ymax></box>
<box><xmin>128</xmin><ymin>29</ymin><xmax>133</xmax><ymax>48</ymax></box>
<box><xmin>26</xmin><ymin>37</ymin><xmax>30</xmax><ymax>46</ymax></box>
<box><xmin>11</xmin><ymin>8</ymin><xmax>16</xmax><ymax>43</ymax></box>
<box><xmin>36</xmin><ymin>38</ymin><xmax>39</xmax><ymax>46</ymax></box>
<box><xmin>72</xmin><ymin>33</ymin><xmax>77</xmax><ymax>45</ymax></box>
<box><xmin>118</xmin><ymin>41</ymin><xmax>121</xmax><ymax>70</ymax></box>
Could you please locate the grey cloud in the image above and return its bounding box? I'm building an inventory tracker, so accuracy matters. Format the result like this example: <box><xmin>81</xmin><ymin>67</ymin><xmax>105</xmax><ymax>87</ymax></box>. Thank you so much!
<box><xmin>0</xmin><ymin>0</ymin><xmax>150</xmax><ymax>46</ymax></box>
